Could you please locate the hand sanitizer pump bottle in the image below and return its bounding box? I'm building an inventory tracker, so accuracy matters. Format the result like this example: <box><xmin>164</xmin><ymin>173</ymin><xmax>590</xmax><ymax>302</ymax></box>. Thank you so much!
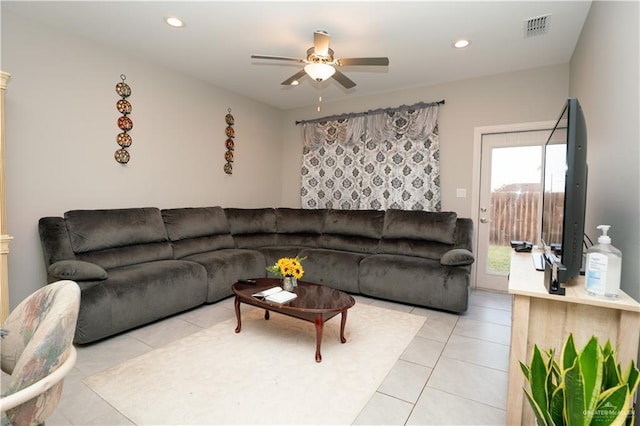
<box><xmin>585</xmin><ymin>225</ymin><xmax>622</xmax><ymax>298</ymax></box>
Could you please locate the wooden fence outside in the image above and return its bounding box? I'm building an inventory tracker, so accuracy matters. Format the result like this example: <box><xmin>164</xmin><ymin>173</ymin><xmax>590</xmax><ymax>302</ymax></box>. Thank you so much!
<box><xmin>489</xmin><ymin>191</ymin><xmax>563</xmax><ymax>246</ymax></box>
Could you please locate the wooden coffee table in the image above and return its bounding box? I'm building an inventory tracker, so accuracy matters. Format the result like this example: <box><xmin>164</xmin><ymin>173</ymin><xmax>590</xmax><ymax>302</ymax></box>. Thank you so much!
<box><xmin>232</xmin><ymin>278</ymin><xmax>356</xmax><ymax>362</ymax></box>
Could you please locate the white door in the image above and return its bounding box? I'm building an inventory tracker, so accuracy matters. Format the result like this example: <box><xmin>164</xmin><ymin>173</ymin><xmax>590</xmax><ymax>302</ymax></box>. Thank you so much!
<box><xmin>473</xmin><ymin>125</ymin><xmax>552</xmax><ymax>292</ymax></box>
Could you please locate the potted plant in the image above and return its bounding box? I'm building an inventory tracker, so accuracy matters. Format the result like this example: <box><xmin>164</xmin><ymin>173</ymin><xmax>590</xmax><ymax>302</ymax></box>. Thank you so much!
<box><xmin>520</xmin><ymin>334</ymin><xmax>639</xmax><ymax>425</ymax></box>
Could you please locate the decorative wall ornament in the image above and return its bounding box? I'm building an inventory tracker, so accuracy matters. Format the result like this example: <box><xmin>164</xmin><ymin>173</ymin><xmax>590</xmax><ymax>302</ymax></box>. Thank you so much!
<box><xmin>115</xmin><ymin>74</ymin><xmax>132</xmax><ymax>164</ymax></box>
<box><xmin>224</xmin><ymin>108</ymin><xmax>234</xmax><ymax>175</ymax></box>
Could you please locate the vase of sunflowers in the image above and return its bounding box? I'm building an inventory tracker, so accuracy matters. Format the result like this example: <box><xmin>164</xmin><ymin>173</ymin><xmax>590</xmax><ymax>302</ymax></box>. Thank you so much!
<box><xmin>266</xmin><ymin>256</ymin><xmax>305</xmax><ymax>292</ymax></box>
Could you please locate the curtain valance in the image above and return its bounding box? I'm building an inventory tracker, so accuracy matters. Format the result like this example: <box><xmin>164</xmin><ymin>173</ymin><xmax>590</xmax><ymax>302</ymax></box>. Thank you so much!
<box><xmin>300</xmin><ymin>100</ymin><xmax>443</xmax><ymax>149</ymax></box>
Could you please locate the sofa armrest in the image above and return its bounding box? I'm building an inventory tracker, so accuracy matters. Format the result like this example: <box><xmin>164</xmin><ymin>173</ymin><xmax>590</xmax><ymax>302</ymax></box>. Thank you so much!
<box><xmin>48</xmin><ymin>260</ymin><xmax>108</xmax><ymax>281</ymax></box>
<box><xmin>440</xmin><ymin>249</ymin><xmax>475</xmax><ymax>266</ymax></box>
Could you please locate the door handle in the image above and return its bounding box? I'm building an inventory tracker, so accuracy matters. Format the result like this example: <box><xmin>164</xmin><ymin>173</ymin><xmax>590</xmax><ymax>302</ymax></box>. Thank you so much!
<box><xmin>480</xmin><ymin>217</ymin><xmax>489</xmax><ymax>223</ymax></box>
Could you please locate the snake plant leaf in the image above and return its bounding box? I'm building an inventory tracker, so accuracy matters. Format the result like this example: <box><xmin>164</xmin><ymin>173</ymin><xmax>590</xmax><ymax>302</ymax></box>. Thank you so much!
<box><xmin>602</xmin><ymin>351</ymin><xmax>622</xmax><ymax>390</ymax></box>
<box><xmin>523</xmin><ymin>388</ymin><xmax>551</xmax><ymax>426</ymax></box>
<box><xmin>564</xmin><ymin>358</ymin><xmax>588</xmax><ymax>426</ymax></box>
<box><xmin>550</xmin><ymin>357</ymin><xmax>562</xmax><ymax>384</ymax></box>
<box><xmin>579</xmin><ymin>336</ymin><xmax>604</xmax><ymax>419</ymax></box>
<box><xmin>549</xmin><ymin>385</ymin><xmax>564</xmax><ymax>426</ymax></box>
<box><xmin>590</xmin><ymin>384</ymin><xmax>630</xmax><ymax>426</ymax></box>
<box><xmin>623</xmin><ymin>360</ymin><xmax>639</xmax><ymax>394</ymax></box>
<box><xmin>562</xmin><ymin>334</ymin><xmax>578</xmax><ymax>371</ymax></box>
<box><xmin>529</xmin><ymin>345</ymin><xmax>553</xmax><ymax>425</ymax></box>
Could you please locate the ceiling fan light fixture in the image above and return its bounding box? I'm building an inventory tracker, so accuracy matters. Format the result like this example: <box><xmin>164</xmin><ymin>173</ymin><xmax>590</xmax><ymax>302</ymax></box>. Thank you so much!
<box><xmin>304</xmin><ymin>63</ymin><xmax>336</xmax><ymax>82</ymax></box>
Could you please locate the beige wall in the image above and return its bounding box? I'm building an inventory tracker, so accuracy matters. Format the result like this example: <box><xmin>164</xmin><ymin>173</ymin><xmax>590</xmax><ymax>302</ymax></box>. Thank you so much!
<box><xmin>3</xmin><ymin>12</ymin><xmax>284</xmax><ymax>306</ymax></box>
<box><xmin>7</xmin><ymin>3</ymin><xmax>636</xmax><ymax>311</ymax></box>
<box><xmin>569</xmin><ymin>1</ymin><xmax>639</xmax><ymax>302</ymax></box>
<box><xmin>280</xmin><ymin>64</ymin><xmax>570</xmax><ymax>217</ymax></box>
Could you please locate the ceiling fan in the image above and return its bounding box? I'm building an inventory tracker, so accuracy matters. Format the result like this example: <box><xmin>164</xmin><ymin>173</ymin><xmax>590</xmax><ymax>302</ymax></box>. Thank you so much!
<box><xmin>251</xmin><ymin>30</ymin><xmax>389</xmax><ymax>89</ymax></box>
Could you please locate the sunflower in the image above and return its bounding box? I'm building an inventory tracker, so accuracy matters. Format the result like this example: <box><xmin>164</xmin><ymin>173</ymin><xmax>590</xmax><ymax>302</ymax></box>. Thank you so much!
<box><xmin>266</xmin><ymin>256</ymin><xmax>306</xmax><ymax>279</ymax></box>
<box><xmin>289</xmin><ymin>258</ymin><xmax>304</xmax><ymax>279</ymax></box>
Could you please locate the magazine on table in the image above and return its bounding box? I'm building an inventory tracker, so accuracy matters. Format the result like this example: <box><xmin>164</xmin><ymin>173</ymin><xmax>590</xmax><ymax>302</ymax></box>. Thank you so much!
<box><xmin>252</xmin><ymin>286</ymin><xmax>297</xmax><ymax>303</ymax></box>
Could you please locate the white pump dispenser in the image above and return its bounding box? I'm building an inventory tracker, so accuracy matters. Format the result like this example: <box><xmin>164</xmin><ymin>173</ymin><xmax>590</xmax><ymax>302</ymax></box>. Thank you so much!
<box><xmin>585</xmin><ymin>225</ymin><xmax>622</xmax><ymax>298</ymax></box>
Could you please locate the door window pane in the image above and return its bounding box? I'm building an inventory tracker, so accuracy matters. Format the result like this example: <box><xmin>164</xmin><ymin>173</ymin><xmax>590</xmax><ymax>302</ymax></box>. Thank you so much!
<box><xmin>488</xmin><ymin>146</ymin><xmax>542</xmax><ymax>275</ymax></box>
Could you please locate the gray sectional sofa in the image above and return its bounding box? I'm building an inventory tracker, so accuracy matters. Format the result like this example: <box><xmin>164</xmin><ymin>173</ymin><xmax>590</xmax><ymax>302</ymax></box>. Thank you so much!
<box><xmin>39</xmin><ymin>207</ymin><xmax>474</xmax><ymax>344</ymax></box>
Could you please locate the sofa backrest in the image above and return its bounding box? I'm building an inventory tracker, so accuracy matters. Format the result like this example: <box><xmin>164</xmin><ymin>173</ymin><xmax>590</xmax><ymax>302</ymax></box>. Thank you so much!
<box><xmin>275</xmin><ymin>208</ymin><xmax>325</xmax><ymax>247</ymax></box>
<box><xmin>320</xmin><ymin>209</ymin><xmax>385</xmax><ymax>254</ymax></box>
<box><xmin>161</xmin><ymin>207</ymin><xmax>235</xmax><ymax>258</ymax></box>
<box><xmin>224</xmin><ymin>208</ymin><xmax>278</xmax><ymax>248</ymax></box>
<box><xmin>63</xmin><ymin>208</ymin><xmax>173</xmax><ymax>269</ymax></box>
<box><xmin>378</xmin><ymin>210</ymin><xmax>468</xmax><ymax>260</ymax></box>
<box><xmin>39</xmin><ymin>207</ymin><xmax>473</xmax><ymax>273</ymax></box>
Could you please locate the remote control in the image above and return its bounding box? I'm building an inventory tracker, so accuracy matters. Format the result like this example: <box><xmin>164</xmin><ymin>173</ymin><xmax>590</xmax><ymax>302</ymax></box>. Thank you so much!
<box><xmin>238</xmin><ymin>279</ymin><xmax>256</xmax><ymax>284</ymax></box>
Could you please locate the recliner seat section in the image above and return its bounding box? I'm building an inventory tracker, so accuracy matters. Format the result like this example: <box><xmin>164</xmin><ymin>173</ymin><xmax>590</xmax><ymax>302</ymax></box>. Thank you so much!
<box><xmin>39</xmin><ymin>208</ymin><xmax>208</xmax><ymax>344</ymax></box>
<box><xmin>38</xmin><ymin>206</ymin><xmax>475</xmax><ymax>344</ymax></box>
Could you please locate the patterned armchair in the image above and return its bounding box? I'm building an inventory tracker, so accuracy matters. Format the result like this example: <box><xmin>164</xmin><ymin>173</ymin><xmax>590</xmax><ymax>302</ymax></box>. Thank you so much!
<box><xmin>1</xmin><ymin>280</ymin><xmax>80</xmax><ymax>425</ymax></box>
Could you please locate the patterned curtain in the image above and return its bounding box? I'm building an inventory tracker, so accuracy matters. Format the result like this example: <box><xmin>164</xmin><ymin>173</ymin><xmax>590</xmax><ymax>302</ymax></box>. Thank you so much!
<box><xmin>300</xmin><ymin>103</ymin><xmax>440</xmax><ymax>211</ymax></box>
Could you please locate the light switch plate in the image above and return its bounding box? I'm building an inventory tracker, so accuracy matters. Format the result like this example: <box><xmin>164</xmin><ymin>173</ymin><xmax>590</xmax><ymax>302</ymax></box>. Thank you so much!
<box><xmin>456</xmin><ymin>188</ymin><xmax>467</xmax><ymax>198</ymax></box>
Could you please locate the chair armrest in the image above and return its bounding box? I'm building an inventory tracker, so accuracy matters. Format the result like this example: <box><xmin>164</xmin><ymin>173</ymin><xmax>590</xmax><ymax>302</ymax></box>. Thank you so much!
<box><xmin>0</xmin><ymin>346</ymin><xmax>77</xmax><ymax>412</ymax></box>
<box><xmin>440</xmin><ymin>249</ymin><xmax>475</xmax><ymax>266</ymax></box>
<box><xmin>48</xmin><ymin>260</ymin><xmax>108</xmax><ymax>281</ymax></box>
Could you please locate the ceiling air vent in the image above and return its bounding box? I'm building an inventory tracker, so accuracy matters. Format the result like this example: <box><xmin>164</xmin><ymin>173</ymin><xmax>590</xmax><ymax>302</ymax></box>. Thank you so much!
<box><xmin>524</xmin><ymin>14</ymin><xmax>551</xmax><ymax>37</ymax></box>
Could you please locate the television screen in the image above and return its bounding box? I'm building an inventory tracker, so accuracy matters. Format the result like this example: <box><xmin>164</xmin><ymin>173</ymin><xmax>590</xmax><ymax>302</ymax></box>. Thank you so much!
<box><xmin>540</xmin><ymin>97</ymin><xmax>588</xmax><ymax>284</ymax></box>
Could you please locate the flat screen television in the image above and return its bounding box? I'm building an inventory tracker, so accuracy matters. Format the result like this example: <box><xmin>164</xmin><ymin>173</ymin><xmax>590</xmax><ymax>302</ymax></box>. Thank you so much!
<box><xmin>540</xmin><ymin>97</ymin><xmax>588</xmax><ymax>284</ymax></box>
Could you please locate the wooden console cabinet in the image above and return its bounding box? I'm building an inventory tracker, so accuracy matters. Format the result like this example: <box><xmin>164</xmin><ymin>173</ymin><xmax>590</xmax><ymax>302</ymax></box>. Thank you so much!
<box><xmin>506</xmin><ymin>252</ymin><xmax>640</xmax><ymax>425</ymax></box>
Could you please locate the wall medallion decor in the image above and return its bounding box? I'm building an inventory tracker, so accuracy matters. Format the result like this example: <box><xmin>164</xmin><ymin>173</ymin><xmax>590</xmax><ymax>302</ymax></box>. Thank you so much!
<box><xmin>115</xmin><ymin>74</ymin><xmax>132</xmax><ymax>164</ymax></box>
<box><xmin>224</xmin><ymin>108</ymin><xmax>234</xmax><ymax>175</ymax></box>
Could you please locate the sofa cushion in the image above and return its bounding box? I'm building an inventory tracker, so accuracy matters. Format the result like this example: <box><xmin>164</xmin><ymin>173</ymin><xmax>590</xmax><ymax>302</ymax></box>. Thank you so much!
<box><xmin>48</xmin><ymin>260</ymin><xmax>108</xmax><ymax>281</ymax></box>
<box><xmin>162</xmin><ymin>207</ymin><xmax>230</xmax><ymax>240</ymax></box>
<box><xmin>184</xmin><ymin>249</ymin><xmax>267</xmax><ymax>303</ymax></box>
<box><xmin>382</xmin><ymin>210</ymin><xmax>457</xmax><ymax>244</ymax></box>
<box><xmin>225</xmin><ymin>208</ymin><xmax>276</xmax><ymax>235</ymax></box>
<box><xmin>359</xmin><ymin>254</ymin><xmax>469</xmax><ymax>313</ymax></box>
<box><xmin>296</xmin><ymin>248</ymin><xmax>365</xmax><ymax>294</ymax></box>
<box><xmin>322</xmin><ymin>209</ymin><xmax>385</xmax><ymax>239</ymax></box>
<box><xmin>65</xmin><ymin>208</ymin><xmax>168</xmax><ymax>253</ymax></box>
<box><xmin>276</xmin><ymin>208</ymin><xmax>325</xmax><ymax>234</ymax></box>
<box><xmin>73</xmin><ymin>259</ymin><xmax>207</xmax><ymax>344</ymax></box>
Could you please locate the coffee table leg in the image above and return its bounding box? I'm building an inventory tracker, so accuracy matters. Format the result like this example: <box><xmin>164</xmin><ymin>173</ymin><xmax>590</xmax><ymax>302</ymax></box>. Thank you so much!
<box><xmin>314</xmin><ymin>314</ymin><xmax>324</xmax><ymax>363</ymax></box>
<box><xmin>234</xmin><ymin>296</ymin><xmax>242</xmax><ymax>333</ymax></box>
<box><xmin>264</xmin><ymin>310</ymin><xmax>270</xmax><ymax>320</ymax></box>
<box><xmin>340</xmin><ymin>309</ymin><xmax>348</xmax><ymax>343</ymax></box>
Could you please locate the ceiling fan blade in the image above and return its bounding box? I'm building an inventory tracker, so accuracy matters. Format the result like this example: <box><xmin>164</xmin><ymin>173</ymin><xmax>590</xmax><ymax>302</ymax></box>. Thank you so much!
<box><xmin>313</xmin><ymin>31</ymin><xmax>331</xmax><ymax>57</ymax></box>
<box><xmin>281</xmin><ymin>69</ymin><xmax>307</xmax><ymax>86</ymax></box>
<box><xmin>337</xmin><ymin>57</ymin><xmax>390</xmax><ymax>66</ymax></box>
<box><xmin>332</xmin><ymin>69</ymin><xmax>356</xmax><ymax>89</ymax></box>
<box><xmin>251</xmin><ymin>54</ymin><xmax>306</xmax><ymax>63</ymax></box>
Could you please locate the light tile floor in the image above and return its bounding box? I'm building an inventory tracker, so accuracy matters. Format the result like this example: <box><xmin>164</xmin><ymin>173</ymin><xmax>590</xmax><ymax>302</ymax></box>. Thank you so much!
<box><xmin>39</xmin><ymin>289</ymin><xmax>513</xmax><ymax>425</ymax></box>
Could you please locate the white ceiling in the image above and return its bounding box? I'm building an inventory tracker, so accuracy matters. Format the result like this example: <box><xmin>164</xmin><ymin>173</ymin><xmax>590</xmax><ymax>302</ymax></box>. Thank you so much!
<box><xmin>3</xmin><ymin>1</ymin><xmax>592</xmax><ymax>110</ymax></box>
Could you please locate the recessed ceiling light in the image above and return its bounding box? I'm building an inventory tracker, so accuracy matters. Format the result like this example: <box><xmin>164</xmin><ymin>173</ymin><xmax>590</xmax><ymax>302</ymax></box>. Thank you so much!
<box><xmin>453</xmin><ymin>39</ymin><xmax>471</xmax><ymax>49</ymax></box>
<box><xmin>164</xmin><ymin>16</ymin><xmax>185</xmax><ymax>28</ymax></box>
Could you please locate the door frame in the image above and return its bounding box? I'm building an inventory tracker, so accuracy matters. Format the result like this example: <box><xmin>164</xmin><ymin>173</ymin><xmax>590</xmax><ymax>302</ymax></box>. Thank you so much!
<box><xmin>471</xmin><ymin>120</ymin><xmax>555</xmax><ymax>291</ymax></box>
